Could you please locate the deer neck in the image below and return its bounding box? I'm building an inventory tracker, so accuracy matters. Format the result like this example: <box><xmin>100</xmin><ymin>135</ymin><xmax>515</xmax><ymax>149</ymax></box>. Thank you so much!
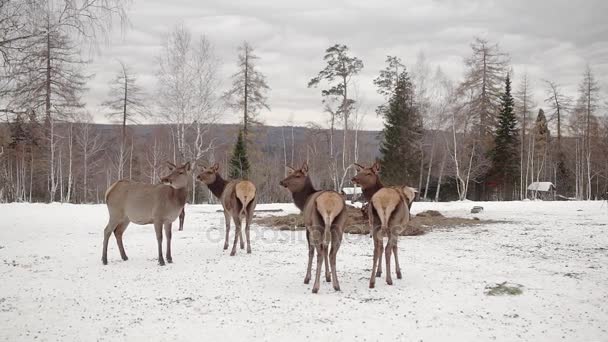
<box><xmin>171</xmin><ymin>186</ymin><xmax>188</xmax><ymax>207</ymax></box>
<box><xmin>292</xmin><ymin>177</ymin><xmax>318</xmax><ymax>211</ymax></box>
<box><xmin>362</xmin><ymin>179</ymin><xmax>384</xmax><ymax>201</ymax></box>
<box><xmin>207</xmin><ymin>174</ymin><xmax>227</xmax><ymax>199</ymax></box>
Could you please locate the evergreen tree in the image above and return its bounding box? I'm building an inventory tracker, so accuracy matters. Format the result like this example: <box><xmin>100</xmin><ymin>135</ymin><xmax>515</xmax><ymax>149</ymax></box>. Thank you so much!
<box><xmin>378</xmin><ymin>69</ymin><xmax>422</xmax><ymax>185</ymax></box>
<box><xmin>489</xmin><ymin>74</ymin><xmax>519</xmax><ymax>199</ymax></box>
<box><xmin>229</xmin><ymin>130</ymin><xmax>250</xmax><ymax>179</ymax></box>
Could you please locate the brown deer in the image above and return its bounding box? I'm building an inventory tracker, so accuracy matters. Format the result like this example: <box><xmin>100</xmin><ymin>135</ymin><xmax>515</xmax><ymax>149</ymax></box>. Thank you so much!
<box><xmin>352</xmin><ymin>162</ymin><xmax>416</xmax><ymax>288</ymax></box>
<box><xmin>196</xmin><ymin>163</ymin><xmax>257</xmax><ymax>256</ymax></box>
<box><xmin>102</xmin><ymin>161</ymin><xmax>191</xmax><ymax>266</ymax></box>
<box><xmin>279</xmin><ymin>162</ymin><xmax>347</xmax><ymax>293</ymax></box>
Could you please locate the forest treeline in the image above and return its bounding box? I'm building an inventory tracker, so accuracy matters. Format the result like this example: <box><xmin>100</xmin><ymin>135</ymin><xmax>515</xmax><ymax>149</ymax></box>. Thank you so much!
<box><xmin>1</xmin><ymin>0</ymin><xmax>606</xmax><ymax>203</ymax></box>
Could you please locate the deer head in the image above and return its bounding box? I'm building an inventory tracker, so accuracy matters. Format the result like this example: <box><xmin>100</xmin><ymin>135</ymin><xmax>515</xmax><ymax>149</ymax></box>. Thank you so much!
<box><xmin>279</xmin><ymin>161</ymin><xmax>310</xmax><ymax>193</ymax></box>
<box><xmin>197</xmin><ymin>163</ymin><xmax>220</xmax><ymax>185</ymax></box>
<box><xmin>351</xmin><ymin>162</ymin><xmax>380</xmax><ymax>188</ymax></box>
<box><xmin>160</xmin><ymin>161</ymin><xmax>191</xmax><ymax>189</ymax></box>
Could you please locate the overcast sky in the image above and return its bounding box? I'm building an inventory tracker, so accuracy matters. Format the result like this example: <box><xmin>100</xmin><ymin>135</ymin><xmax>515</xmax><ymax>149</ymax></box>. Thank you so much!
<box><xmin>86</xmin><ymin>0</ymin><xmax>608</xmax><ymax>130</ymax></box>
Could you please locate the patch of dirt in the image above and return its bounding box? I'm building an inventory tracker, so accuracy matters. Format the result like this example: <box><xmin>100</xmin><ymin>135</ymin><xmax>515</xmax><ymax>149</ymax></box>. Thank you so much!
<box><xmin>485</xmin><ymin>282</ymin><xmax>524</xmax><ymax>296</ymax></box>
<box><xmin>254</xmin><ymin>205</ymin><xmax>493</xmax><ymax>236</ymax></box>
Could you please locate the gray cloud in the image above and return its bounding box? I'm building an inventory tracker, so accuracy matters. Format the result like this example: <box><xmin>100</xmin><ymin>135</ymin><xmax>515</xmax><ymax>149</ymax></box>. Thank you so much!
<box><xmin>85</xmin><ymin>0</ymin><xmax>608</xmax><ymax>130</ymax></box>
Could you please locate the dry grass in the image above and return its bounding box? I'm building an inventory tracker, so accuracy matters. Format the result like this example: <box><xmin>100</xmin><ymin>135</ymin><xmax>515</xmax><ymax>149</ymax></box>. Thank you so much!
<box><xmin>254</xmin><ymin>205</ymin><xmax>492</xmax><ymax>236</ymax></box>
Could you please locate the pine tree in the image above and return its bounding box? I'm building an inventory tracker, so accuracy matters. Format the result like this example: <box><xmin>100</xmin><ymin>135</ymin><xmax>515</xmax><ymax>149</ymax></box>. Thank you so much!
<box><xmin>229</xmin><ymin>130</ymin><xmax>250</xmax><ymax>179</ymax></box>
<box><xmin>489</xmin><ymin>74</ymin><xmax>519</xmax><ymax>200</ymax></box>
<box><xmin>378</xmin><ymin>69</ymin><xmax>422</xmax><ymax>185</ymax></box>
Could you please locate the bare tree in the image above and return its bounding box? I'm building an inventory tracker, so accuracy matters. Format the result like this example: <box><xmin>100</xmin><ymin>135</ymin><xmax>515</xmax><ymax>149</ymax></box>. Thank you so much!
<box><xmin>157</xmin><ymin>25</ymin><xmax>221</xmax><ymax>202</ymax></box>
<box><xmin>157</xmin><ymin>26</ymin><xmax>220</xmax><ymax>163</ymax></box>
<box><xmin>458</xmin><ymin>37</ymin><xmax>509</xmax><ymax>140</ymax></box>
<box><xmin>423</xmin><ymin>67</ymin><xmax>452</xmax><ymax>200</ymax></box>
<box><xmin>75</xmin><ymin>113</ymin><xmax>103</xmax><ymax>203</ymax></box>
<box><xmin>224</xmin><ymin>41</ymin><xmax>270</xmax><ymax>138</ymax></box>
<box><xmin>515</xmin><ymin>73</ymin><xmax>535</xmax><ymax>198</ymax></box>
<box><xmin>4</xmin><ymin>0</ymin><xmax>129</xmax><ymax>201</ymax></box>
<box><xmin>576</xmin><ymin>65</ymin><xmax>601</xmax><ymax>199</ymax></box>
<box><xmin>102</xmin><ymin>60</ymin><xmax>149</xmax><ymax>179</ymax></box>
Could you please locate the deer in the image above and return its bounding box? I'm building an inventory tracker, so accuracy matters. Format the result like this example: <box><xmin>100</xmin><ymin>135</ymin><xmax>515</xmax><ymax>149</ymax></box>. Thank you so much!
<box><xmin>279</xmin><ymin>162</ymin><xmax>347</xmax><ymax>294</ymax></box>
<box><xmin>352</xmin><ymin>162</ymin><xmax>416</xmax><ymax>288</ymax></box>
<box><xmin>102</xmin><ymin>161</ymin><xmax>191</xmax><ymax>266</ymax></box>
<box><xmin>196</xmin><ymin>163</ymin><xmax>257</xmax><ymax>256</ymax></box>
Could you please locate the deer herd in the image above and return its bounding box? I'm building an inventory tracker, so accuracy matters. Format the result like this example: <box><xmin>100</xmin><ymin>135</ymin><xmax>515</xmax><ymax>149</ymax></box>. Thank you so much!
<box><xmin>102</xmin><ymin>160</ymin><xmax>417</xmax><ymax>294</ymax></box>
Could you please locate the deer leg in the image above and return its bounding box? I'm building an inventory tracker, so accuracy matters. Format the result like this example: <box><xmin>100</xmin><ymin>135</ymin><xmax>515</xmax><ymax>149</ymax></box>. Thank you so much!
<box><xmin>113</xmin><ymin>220</ymin><xmax>130</xmax><ymax>261</ymax></box>
<box><xmin>230</xmin><ymin>216</ymin><xmax>242</xmax><ymax>256</ymax></box>
<box><xmin>376</xmin><ymin>239</ymin><xmax>383</xmax><ymax>278</ymax></box>
<box><xmin>385</xmin><ymin>234</ymin><xmax>395</xmax><ymax>285</ymax></box>
<box><xmin>164</xmin><ymin>223</ymin><xmax>173</xmax><ymax>263</ymax></box>
<box><xmin>330</xmin><ymin>228</ymin><xmax>343</xmax><ymax>291</ymax></box>
<box><xmin>393</xmin><ymin>242</ymin><xmax>402</xmax><ymax>279</ymax></box>
<box><xmin>324</xmin><ymin>244</ymin><xmax>331</xmax><ymax>282</ymax></box>
<box><xmin>369</xmin><ymin>231</ymin><xmax>380</xmax><ymax>288</ymax></box>
<box><xmin>245</xmin><ymin>206</ymin><xmax>253</xmax><ymax>254</ymax></box>
<box><xmin>304</xmin><ymin>230</ymin><xmax>313</xmax><ymax>284</ymax></box>
<box><xmin>154</xmin><ymin>222</ymin><xmax>165</xmax><ymax>266</ymax></box>
<box><xmin>102</xmin><ymin>218</ymin><xmax>119</xmax><ymax>265</ymax></box>
<box><xmin>239</xmin><ymin>217</ymin><xmax>245</xmax><ymax>250</ymax></box>
<box><xmin>312</xmin><ymin>244</ymin><xmax>324</xmax><ymax>294</ymax></box>
<box><xmin>178</xmin><ymin>208</ymin><xmax>185</xmax><ymax>231</ymax></box>
<box><xmin>369</xmin><ymin>214</ymin><xmax>383</xmax><ymax>278</ymax></box>
<box><xmin>223</xmin><ymin>211</ymin><xmax>231</xmax><ymax>250</ymax></box>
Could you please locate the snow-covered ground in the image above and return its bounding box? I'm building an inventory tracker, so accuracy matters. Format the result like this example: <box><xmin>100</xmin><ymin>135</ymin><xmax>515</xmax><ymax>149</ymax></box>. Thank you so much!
<box><xmin>1</xmin><ymin>201</ymin><xmax>607</xmax><ymax>341</ymax></box>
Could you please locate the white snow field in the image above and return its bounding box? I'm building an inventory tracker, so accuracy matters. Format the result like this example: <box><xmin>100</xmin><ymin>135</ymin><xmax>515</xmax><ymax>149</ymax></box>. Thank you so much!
<box><xmin>1</xmin><ymin>201</ymin><xmax>607</xmax><ymax>341</ymax></box>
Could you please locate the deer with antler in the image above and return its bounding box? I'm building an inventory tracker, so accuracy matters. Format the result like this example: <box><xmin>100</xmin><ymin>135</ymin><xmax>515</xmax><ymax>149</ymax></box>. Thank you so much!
<box><xmin>196</xmin><ymin>163</ymin><xmax>257</xmax><ymax>256</ymax></box>
<box><xmin>352</xmin><ymin>161</ymin><xmax>416</xmax><ymax>288</ymax></box>
<box><xmin>102</xmin><ymin>161</ymin><xmax>191</xmax><ymax>266</ymax></box>
<box><xmin>280</xmin><ymin>162</ymin><xmax>347</xmax><ymax>294</ymax></box>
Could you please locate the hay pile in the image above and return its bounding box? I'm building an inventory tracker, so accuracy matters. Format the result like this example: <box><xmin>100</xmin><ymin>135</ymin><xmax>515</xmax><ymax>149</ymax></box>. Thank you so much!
<box><xmin>254</xmin><ymin>205</ymin><xmax>489</xmax><ymax>236</ymax></box>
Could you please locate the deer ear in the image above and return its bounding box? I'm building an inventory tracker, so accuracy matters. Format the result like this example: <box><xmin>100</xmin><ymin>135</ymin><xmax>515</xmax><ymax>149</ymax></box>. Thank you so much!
<box><xmin>301</xmin><ymin>161</ymin><xmax>309</xmax><ymax>174</ymax></box>
<box><xmin>285</xmin><ymin>166</ymin><xmax>295</xmax><ymax>174</ymax></box>
<box><xmin>212</xmin><ymin>163</ymin><xmax>219</xmax><ymax>172</ymax></box>
<box><xmin>354</xmin><ymin>163</ymin><xmax>364</xmax><ymax>171</ymax></box>
<box><xmin>372</xmin><ymin>162</ymin><xmax>380</xmax><ymax>173</ymax></box>
<box><xmin>166</xmin><ymin>161</ymin><xmax>176</xmax><ymax>171</ymax></box>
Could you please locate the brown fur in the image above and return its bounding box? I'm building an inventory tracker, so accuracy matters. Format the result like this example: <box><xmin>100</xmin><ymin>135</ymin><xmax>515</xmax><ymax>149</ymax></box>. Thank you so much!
<box><xmin>197</xmin><ymin>163</ymin><xmax>257</xmax><ymax>255</ymax></box>
<box><xmin>280</xmin><ymin>162</ymin><xmax>347</xmax><ymax>293</ymax></box>
<box><xmin>101</xmin><ymin>161</ymin><xmax>191</xmax><ymax>266</ymax></box>
<box><xmin>352</xmin><ymin>162</ymin><xmax>416</xmax><ymax>287</ymax></box>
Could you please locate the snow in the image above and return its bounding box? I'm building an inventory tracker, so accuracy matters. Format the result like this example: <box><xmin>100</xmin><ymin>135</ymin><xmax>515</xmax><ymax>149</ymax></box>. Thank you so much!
<box><xmin>1</xmin><ymin>201</ymin><xmax>607</xmax><ymax>341</ymax></box>
<box><xmin>527</xmin><ymin>182</ymin><xmax>555</xmax><ymax>192</ymax></box>
<box><xmin>342</xmin><ymin>187</ymin><xmax>362</xmax><ymax>195</ymax></box>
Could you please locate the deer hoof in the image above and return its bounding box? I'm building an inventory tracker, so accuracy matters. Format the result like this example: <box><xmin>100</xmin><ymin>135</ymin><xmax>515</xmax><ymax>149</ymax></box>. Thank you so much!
<box><xmin>326</xmin><ymin>276</ymin><xmax>331</xmax><ymax>282</ymax></box>
<box><xmin>102</xmin><ymin>258</ymin><xmax>108</xmax><ymax>265</ymax></box>
<box><xmin>333</xmin><ymin>285</ymin><xmax>341</xmax><ymax>291</ymax></box>
<box><xmin>247</xmin><ymin>249</ymin><xmax>252</xmax><ymax>254</ymax></box>
<box><xmin>304</xmin><ymin>277</ymin><xmax>310</xmax><ymax>284</ymax></box>
<box><xmin>396</xmin><ymin>272</ymin><xmax>402</xmax><ymax>279</ymax></box>
<box><xmin>230</xmin><ymin>250</ymin><xmax>236</xmax><ymax>256</ymax></box>
<box><xmin>178</xmin><ymin>228</ymin><xmax>183</xmax><ymax>231</ymax></box>
<box><xmin>386</xmin><ymin>278</ymin><xmax>393</xmax><ymax>285</ymax></box>
<box><xmin>312</xmin><ymin>287</ymin><xmax>319</xmax><ymax>294</ymax></box>
<box><xmin>223</xmin><ymin>244</ymin><xmax>229</xmax><ymax>250</ymax></box>
<box><xmin>167</xmin><ymin>258</ymin><xmax>173</xmax><ymax>264</ymax></box>
<box><xmin>159</xmin><ymin>260</ymin><xmax>165</xmax><ymax>266</ymax></box>
<box><xmin>376</xmin><ymin>271</ymin><xmax>382</xmax><ymax>278</ymax></box>
<box><xmin>121</xmin><ymin>255</ymin><xmax>128</xmax><ymax>261</ymax></box>
<box><xmin>369</xmin><ymin>282</ymin><xmax>375</xmax><ymax>289</ymax></box>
